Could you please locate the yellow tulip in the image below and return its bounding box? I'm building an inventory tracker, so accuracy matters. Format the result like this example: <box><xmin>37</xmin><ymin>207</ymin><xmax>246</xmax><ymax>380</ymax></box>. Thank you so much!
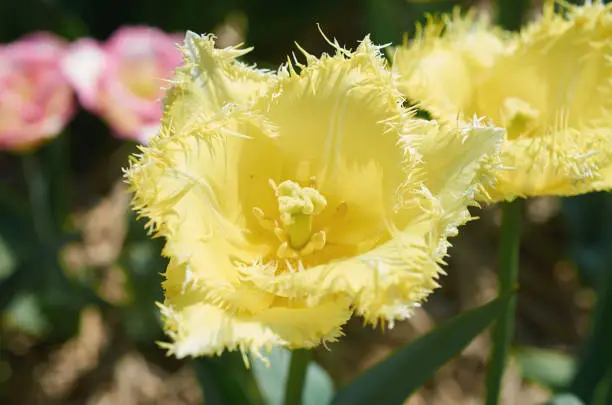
<box><xmin>393</xmin><ymin>2</ymin><xmax>612</xmax><ymax>200</ymax></box>
<box><xmin>125</xmin><ymin>32</ymin><xmax>504</xmax><ymax>360</ymax></box>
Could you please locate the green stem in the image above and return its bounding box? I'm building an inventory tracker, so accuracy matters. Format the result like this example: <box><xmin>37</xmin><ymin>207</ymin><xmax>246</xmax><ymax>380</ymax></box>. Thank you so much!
<box><xmin>496</xmin><ymin>0</ymin><xmax>531</xmax><ymax>31</ymax></box>
<box><xmin>485</xmin><ymin>200</ymin><xmax>522</xmax><ymax>405</ymax></box>
<box><xmin>22</xmin><ymin>152</ymin><xmax>54</xmax><ymax>244</ymax></box>
<box><xmin>45</xmin><ymin>132</ymin><xmax>71</xmax><ymax>232</ymax></box>
<box><xmin>283</xmin><ymin>349</ymin><xmax>311</xmax><ymax>405</ymax></box>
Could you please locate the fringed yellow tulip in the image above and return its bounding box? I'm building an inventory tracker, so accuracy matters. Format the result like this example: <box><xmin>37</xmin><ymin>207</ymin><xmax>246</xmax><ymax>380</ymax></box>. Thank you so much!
<box><xmin>125</xmin><ymin>32</ymin><xmax>504</xmax><ymax>360</ymax></box>
<box><xmin>394</xmin><ymin>2</ymin><xmax>612</xmax><ymax>201</ymax></box>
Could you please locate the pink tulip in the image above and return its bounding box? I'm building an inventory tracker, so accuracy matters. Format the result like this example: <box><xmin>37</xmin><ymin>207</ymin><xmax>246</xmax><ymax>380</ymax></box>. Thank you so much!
<box><xmin>0</xmin><ymin>33</ymin><xmax>75</xmax><ymax>151</ymax></box>
<box><xmin>62</xmin><ymin>27</ymin><xmax>182</xmax><ymax>143</ymax></box>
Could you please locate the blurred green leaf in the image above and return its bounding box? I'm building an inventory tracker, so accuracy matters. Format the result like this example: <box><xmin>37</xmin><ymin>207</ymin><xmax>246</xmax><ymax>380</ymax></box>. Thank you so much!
<box><xmin>3</xmin><ymin>292</ymin><xmax>49</xmax><ymax>336</ymax></box>
<box><xmin>514</xmin><ymin>347</ymin><xmax>576</xmax><ymax>392</ymax></box>
<box><xmin>562</xmin><ymin>193</ymin><xmax>612</xmax><ymax>287</ymax></box>
<box><xmin>496</xmin><ymin>0</ymin><xmax>530</xmax><ymax>31</ymax></box>
<box><xmin>0</xmin><ymin>185</ymin><xmax>35</xmax><ymax>263</ymax></box>
<box><xmin>193</xmin><ymin>353</ymin><xmax>264</xmax><ymax>405</ymax></box>
<box><xmin>38</xmin><ymin>258</ymin><xmax>109</xmax><ymax>339</ymax></box>
<box><xmin>41</xmin><ymin>134</ymin><xmax>73</xmax><ymax>232</ymax></box>
<box><xmin>331</xmin><ymin>295</ymin><xmax>511</xmax><ymax>405</ymax></box>
<box><xmin>0</xmin><ymin>233</ymin><xmax>16</xmax><ymax>281</ymax></box>
<box><xmin>364</xmin><ymin>0</ymin><xmax>397</xmax><ymax>44</ymax></box>
<box><xmin>364</xmin><ymin>0</ymin><xmax>458</xmax><ymax>45</ymax></box>
<box><xmin>592</xmin><ymin>370</ymin><xmax>612</xmax><ymax>405</ymax></box>
<box><xmin>118</xmin><ymin>214</ymin><xmax>166</xmax><ymax>343</ymax></box>
<box><xmin>562</xmin><ymin>193</ymin><xmax>612</xmax><ymax>404</ymax></box>
<box><xmin>1</xmin><ymin>258</ymin><xmax>105</xmax><ymax>339</ymax></box>
<box><xmin>570</xmin><ymin>267</ymin><xmax>612</xmax><ymax>403</ymax></box>
<box><xmin>251</xmin><ymin>347</ymin><xmax>334</xmax><ymax>405</ymax></box>
<box><xmin>547</xmin><ymin>393</ymin><xmax>585</xmax><ymax>405</ymax></box>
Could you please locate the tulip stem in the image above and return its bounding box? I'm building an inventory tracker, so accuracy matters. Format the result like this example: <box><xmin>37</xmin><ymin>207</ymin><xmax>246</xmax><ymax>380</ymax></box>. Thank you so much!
<box><xmin>283</xmin><ymin>349</ymin><xmax>311</xmax><ymax>405</ymax></box>
<box><xmin>22</xmin><ymin>152</ymin><xmax>55</xmax><ymax>244</ymax></box>
<box><xmin>485</xmin><ymin>200</ymin><xmax>522</xmax><ymax>405</ymax></box>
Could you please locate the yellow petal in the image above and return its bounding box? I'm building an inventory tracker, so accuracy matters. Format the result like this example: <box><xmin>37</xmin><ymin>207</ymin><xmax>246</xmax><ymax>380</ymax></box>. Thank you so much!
<box><xmin>243</xmin><ymin>215</ymin><xmax>443</xmax><ymax>325</ymax></box>
<box><xmin>490</xmin><ymin>126</ymin><xmax>611</xmax><ymax>200</ymax></box>
<box><xmin>159</xmin><ymin>294</ymin><xmax>352</xmax><ymax>359</ymax></box>
<box><xmin>404</xmin><ymin>117</ymin><xmax>505</xmax><ymax>255</ymax></box>
<box><xmin>161</xmin><ymin>32</ymin><xmax>274</xmax><ymax>136</ymax></box>
<box><xmin>392</xmin><ymin>8</ymin><xmax>509</xmax><ymax>121</ymax></box>
<box><xmin>250</xmin><ymin>37</ymin><xmax>409</xmax><ymax>250</ymax></box>
<box><xmin>472</xmin><ymin>1</ymin><xmax>612</xmax><ymax>199</ymax></box>
<box><xmin>128</xmin><ymin>116</ymin><xmax>279</xmax><ymax>303</ymax></box>
<box><xmin>593</xmin><ymin>163</ymin><xmax>612</xmax><ymax>190</ymax></box>
<box><xmin>244</xmin><ymin>117</ymin><xmax>505</xmax><ymax>323</ymax></box>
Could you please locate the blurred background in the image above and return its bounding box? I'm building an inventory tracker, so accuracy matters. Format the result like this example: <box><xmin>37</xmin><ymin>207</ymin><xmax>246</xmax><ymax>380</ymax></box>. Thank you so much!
<box><xmin>1</xmin><ymin>0</ymin><xmax>612</xmax><ymax>404</ymax></box>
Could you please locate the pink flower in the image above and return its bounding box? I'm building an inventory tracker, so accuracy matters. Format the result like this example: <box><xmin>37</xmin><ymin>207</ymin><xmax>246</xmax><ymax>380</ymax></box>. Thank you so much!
<box><xmin>62</xmin><ymin>27</ymin><xmax>182</xmax><ymax>143</ymax></box>
<box><xmin>0</xmin><ymin>33</ymin><xmax>75</xmax><ymax>151</ymax></box>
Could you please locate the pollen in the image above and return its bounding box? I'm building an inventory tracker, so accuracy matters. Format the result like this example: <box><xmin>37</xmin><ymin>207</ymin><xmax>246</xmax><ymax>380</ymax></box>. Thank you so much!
<box><xmin>254</xmin><ymin>179</ymin><xmax>329</xmax><ymax>260</ymax></box>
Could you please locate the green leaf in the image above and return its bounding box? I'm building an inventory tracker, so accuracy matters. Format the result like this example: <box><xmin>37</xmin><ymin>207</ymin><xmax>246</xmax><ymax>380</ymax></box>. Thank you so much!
<box><xmin>0</xmin><ymin>234</ymin><xmax>16</xmax><ymax>281</ymax></box>
<box><xmin>593</xmin><ymin>370</ymin><xmax>612</xmax><ymax>405</ymax></box>
<box><xmin>192</xmin><ymin>353</ymin><xmax>264</xmax><ymax>405</ymax></box>
<box><xmin>0</xmin><ymin>190</ymin><xmax>36</xmax><ymax>263</ymax></box>
<box><xmin>496</xmin><ymin>0</ymin><xmax>531</xmax><ymax>31</ymax></box>
<box><xmin>364</xmin><ymin>0</ymin><xmax>457</xmax><ymax>45</ymax></box>
<box><xmin>114</xmin><ymin>213</ymin><xmax>167</xmax><ymax>343</ymax></box>
<box><xmin>331</xmin><ymin>295</ymin><xmax>511</xmax><ymax>405</ymax></box>
<box><xmin>3</xmin><ymin>292</ymin><xmax>50</xmax><ymax>337</ymax></box>
<box><xmin>251</xmin><ymin>347</ymin><xmax>335</xmax><ymax>405</ymax></box>
<box><xmin>514</xmin><ymin>347</ymin><xmax>576</xmax><ymax>392</ymax></box>
<box><xmin>547</xmin><ymin>393</ymin><xmax>585</xmax><ymax>405</ymax></box>
<box><xmin>570</xmin><ymin>266</ymin><xmax>612</xmax><ymax>403</ymax></box>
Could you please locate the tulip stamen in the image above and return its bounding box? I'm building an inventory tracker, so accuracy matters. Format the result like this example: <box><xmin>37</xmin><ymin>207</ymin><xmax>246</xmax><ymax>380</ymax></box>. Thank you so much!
<box><xmin>275</xmin><ymin>179</ymin><xmax>327</xmax><ymax>249</ymax></box>
<box><xmin>253</xmin><ymin>179</ymin><xmax>329</xmax><ymax>260</ymax></box>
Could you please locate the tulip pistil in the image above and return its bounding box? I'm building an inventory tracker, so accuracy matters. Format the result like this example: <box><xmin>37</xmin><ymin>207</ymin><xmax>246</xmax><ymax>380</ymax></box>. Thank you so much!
<box><xmin>253</xmin><ymin>179</ymin><xmax>328</xmax><ymax>260</ymax></box>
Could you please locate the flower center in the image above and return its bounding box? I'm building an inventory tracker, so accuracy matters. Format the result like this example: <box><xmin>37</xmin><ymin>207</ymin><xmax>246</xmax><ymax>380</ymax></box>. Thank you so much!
<box><xmin>120</xmin><ymin>60</ymin><xmax>163</xmax><ymax>100</ymax></box>
<box><xmin>253</xmin><ymin>179</ymin><xmax>328</xmax><ymax>260</ymax></box>
<box><xmin>502</xmin><ymin>97</ymin><xmax>540</xmax><ymax>139</ymax></box>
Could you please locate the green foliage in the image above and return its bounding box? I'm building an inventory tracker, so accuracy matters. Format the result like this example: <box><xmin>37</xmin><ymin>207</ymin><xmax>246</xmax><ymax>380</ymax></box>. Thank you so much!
<box><xmin>547</xmin><ymin>393</ymin><xmax>586</xmax><ymax>405</ymax></box>
<box><xmin>563</xmin><ymin>193</ymin><xmax>612</xmax><ymax>404</ymax></box>
<box><xmin>251</xmin><ymin>348</ymin><xmax>335</xmax><ymax>405</ymax></box>
<box><xmin>331</xmin><ymin>296</ymin><xmax>511</xmax><ymax>405</ymax></box>
<box><xmin>193</xmin><ymin>353</ymin><xmax>265</xmax><ymax>405</ymax></box>
<box><xmin>514</xmin><ymin>347</ymin><xmax>576</xmax><ymax>392</ymax></box>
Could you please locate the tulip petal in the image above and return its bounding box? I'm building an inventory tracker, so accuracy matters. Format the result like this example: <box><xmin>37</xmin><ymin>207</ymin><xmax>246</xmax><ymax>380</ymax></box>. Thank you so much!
<box><xmin>250</xmin><ymin>37</ymin><xmax>408</xmax><ymax>249</ymax></box>
<box><xmin>135</xmin><ymin>122</ymin><xmax>161</xmax><ymax>144</ymax></box>
<box><xmin>405</xmin><ymin>117</ymin><xmax>504</xmax><ymax>255</ymax></box>
<box><xmin>162</xmin><ymin>32</ymin><xmax>273</xmax><ymax>133</ymax></box>
<box><xmin>159</xmin><ymin>288</ymin><xmax>352</xmax><ymax>358</ymax></box>
<box><xmin>61</xmin><ymin>38</ymin><xmax>106</xmax><ymax>109</ymax></box>
<box><xmin>243</xmin><ymin>217</ymin><xmax>442</xmax><ymax>325</ymax></box>
<box><xmin>392</xmin><ymin>9</ymin><xmax>508</xmax><ymax>122</ymax></box>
